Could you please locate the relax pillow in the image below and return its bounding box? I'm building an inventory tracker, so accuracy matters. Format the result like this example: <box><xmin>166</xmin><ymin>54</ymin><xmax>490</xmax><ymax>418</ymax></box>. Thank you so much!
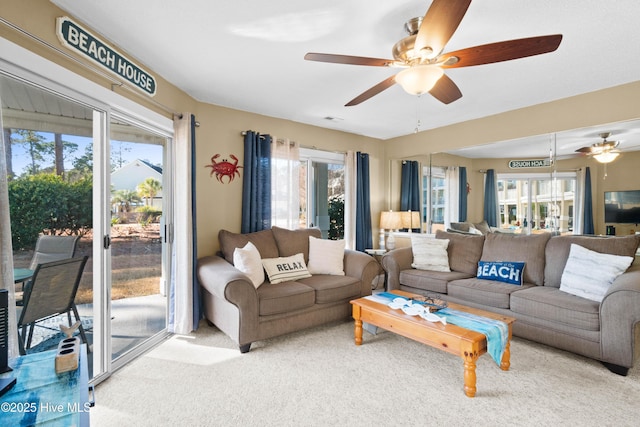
<box><xmin>559</xmin><ymin>244</ymin><xmax>633</xmax><ymax>302</ymax></box>
<box><xmin>477</xmin><ymin>261</ymin><xmax>526</xmax><ymax>286</ymax></box>
<box><xmin>262</xmin><ymin>253</ymin><xmax>312</xmax><ymax>284</ymax></box>
<box><xmin>233</xmin><ymin>242</ymin><xmax>264</xmax><ymax>288</ymax></box>
<box><xmin>307</xmin><ymin>236</ymin><xmax>345</xmax><ymax>275</ymax></box>
<box><xmin>411</xmin><ymin>234</ymin><xmax>450</xmax><ymax>272</ymax></box>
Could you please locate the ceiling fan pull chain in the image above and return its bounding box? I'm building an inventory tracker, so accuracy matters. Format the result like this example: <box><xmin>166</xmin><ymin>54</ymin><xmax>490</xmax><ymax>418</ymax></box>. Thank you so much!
<box><xmin>414</xmin><ymin>95</ymin><xmax>422</xmax><ymax>134</ymax></box>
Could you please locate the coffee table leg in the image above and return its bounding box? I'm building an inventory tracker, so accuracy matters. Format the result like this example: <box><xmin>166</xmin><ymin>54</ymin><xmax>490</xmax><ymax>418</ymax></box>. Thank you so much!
<box><xmin>352</xmin><ymin>305</ymin><xmax>362</xmax><ymax>345</ymax></box>
<box><xmin>463</xmin><ymin>351</ymin><xmax>479</xmax><ymax>398</ymax></box>
<box><xmin>501</xmin><ymin>339</ymin><xmax>511</xmax><ymax>371</ymax></box>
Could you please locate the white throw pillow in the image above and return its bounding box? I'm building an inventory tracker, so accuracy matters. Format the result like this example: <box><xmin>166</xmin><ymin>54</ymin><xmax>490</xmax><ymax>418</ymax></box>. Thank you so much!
<box><xmin>410</xmin><ymin>234</ymin><xmax>450</xmax><ymax>272</ymax></box>
<box><xmin>262</xmin><ymin>253</ymin><xmax>312</xmax><ymax>284</ymax></box>
<box><xmin>559</xmin><ymin>244</ymin><xmax>633</xmax><ymax>302</ymax></box>
<box><xmin>468</xmin><ymin>225</ymin><xmax>483</xmax><ymax>235</ymax></box>
<box><xmin>307</xmin><ymin>236</ymin><xmax>345</xmax><ymax>275</ymax></box>
<box><xmin>233</xmin><ymin>242</ymin><xmax>264</xmax><ymax>288</ymax></box>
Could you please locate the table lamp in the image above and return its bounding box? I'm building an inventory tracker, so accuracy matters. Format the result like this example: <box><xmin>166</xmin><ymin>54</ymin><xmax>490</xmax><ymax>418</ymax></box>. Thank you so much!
<box><xmin>379</xmin><ymin>211</ymin><xmax>402</xmax><ymax>250</ymax></box>
<box><xmin>401</xmin><ymin>210</ymin><xmax>421</xmax><ymax>232</ymax></box>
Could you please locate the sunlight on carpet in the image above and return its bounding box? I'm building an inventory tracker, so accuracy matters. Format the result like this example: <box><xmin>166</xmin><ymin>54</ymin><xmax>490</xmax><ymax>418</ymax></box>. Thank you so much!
<box><xmin>144</xmin><ymin>335</ymin><xmax>241</xmax><ymax>366</ymax></box>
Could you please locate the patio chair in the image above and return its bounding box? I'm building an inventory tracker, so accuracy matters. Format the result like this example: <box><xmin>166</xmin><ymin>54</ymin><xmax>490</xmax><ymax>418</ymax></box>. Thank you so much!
<box><xmin>16</xmin><ymin>235</ymin><xmax>80</xmax><ymax>306</ymax></box>
<box><xmin>29</xmin><ymin>235</ymin><xmax>80</xmax><ymax>269</ymax></box>
<box><xmin>17</xmin><ymin>256</ymin><xmax>89</xmax><ymax>355</ymax></box>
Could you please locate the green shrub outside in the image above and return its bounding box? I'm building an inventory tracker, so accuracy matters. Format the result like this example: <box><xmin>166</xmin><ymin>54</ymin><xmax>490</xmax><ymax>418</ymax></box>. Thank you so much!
<box><xmin>328</xmin><ymin>195</ymin><xmax>344</xmax><ymax>240</ymax></box>
<box><xmin>8</xmin><ymin>174</ymin><xmax>92</xmax><ymax>250</ymax></box>
<box><xmin>136</xmin><ymin>205</ymin><xmax>162</xmax><ymax>225</ymax></box>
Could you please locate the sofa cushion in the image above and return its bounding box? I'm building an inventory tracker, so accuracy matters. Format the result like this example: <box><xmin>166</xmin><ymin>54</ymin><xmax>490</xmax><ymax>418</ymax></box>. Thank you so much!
<box><xmin>219</xmin><ymin>229</ymin><xmax>279</xmax><ymax>264</ymax></box>
<box><xmin>447</xmin><ymin>277</ymin><xmax>533</xmax><ymax>309</ymax></box>
<box><xmin>272</xmin><ymin>226</ymin><xmax>322</xmax><ymax>263</ymax></box>
<box><xmin>399</xmin><ymin>269</ymin><xmax>473</xmax><ymax>294</ymax></box>
<box><xmin>481</xmin><ymin>232</ymin><xmax>551</xmax><ymax>286</ymax></box>
<box><xmin>410</xmin><ymin>234</ymin><xmax>450</xmax><ymax>272</ymax></box>
<box><xmin>510</xmin><ymin>286</ymin><xmax>600</xmax><ymax>331</ymax></box>
<box><xmin>450</xmin><ymin>222</ymin><xmax>471</xmax><ymax>232</ymax></box>
<box><xmin>307</xmin><ymin>236</ymin><xmax>345</xmax><ymax>275</ymax></box>
<box><xmin>233</xmin><ymin>242</ymin><xmax>264</xmax><ymax>288</ymax></box>
<box><xmin>298</xmin><ymin>275</ymin><xmax>361</xmax><ymax>304</ymax></box>
<box><xmin>559</xmin><ymin>244</ymin><xmax>633</xmax><ymax>302</ymax></box>
<box><xmin>262</xmin><ymin>253</ymin><xmax>312</xmax><ymax>284</ymax></box>
<box><xmin>257</xmin><ymin>281</ymin><xmax>315</xmax><ymax>316</ymax></box>
<box><xmin>544</xmin><ymin>234</ymin><xmax>640</xmax><ymax>288</ymax></box>
<box><xmin>436</xmin><ymin>230</ymin><xmax>485</xmax><ymax>275</ymax></box>
<box><xmin>473</xmin><ymin>220</ymin><xmax>491</xmax><ymax>235</ymax></box>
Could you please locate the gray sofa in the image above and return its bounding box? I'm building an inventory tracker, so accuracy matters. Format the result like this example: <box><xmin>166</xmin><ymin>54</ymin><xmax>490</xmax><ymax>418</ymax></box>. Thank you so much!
<box><xmin>382</xmin><ymin>230</ymin><xmax>640</xmax><ymax>375</ymax></box>
<box><xmin>197</xmin><ymin>226</ymin><xmax>379</xmax><ymax>353</ymax></box>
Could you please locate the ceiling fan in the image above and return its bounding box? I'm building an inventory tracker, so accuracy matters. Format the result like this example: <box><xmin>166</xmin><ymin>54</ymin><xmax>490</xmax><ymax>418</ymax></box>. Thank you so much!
<box><xmin>304</xmin><ymin>0</ymin><xmax>562</xmax><ymax>106</ymax></box>
<box><xmin>575</xmin><ymin>132</ymin><xmax>621</xmax><ymax>163</ymax></box>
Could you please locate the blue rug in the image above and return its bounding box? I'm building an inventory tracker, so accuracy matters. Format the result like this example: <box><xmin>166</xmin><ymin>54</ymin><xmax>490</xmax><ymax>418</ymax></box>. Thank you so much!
<box><xmin>24</xmin><ymin>315</ymin><xmax>93</xmax><ymax>354</ymax></box>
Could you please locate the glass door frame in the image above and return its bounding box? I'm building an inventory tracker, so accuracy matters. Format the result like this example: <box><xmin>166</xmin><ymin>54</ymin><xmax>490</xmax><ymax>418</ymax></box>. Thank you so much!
<box><xmin>106</xmin><ymin>111</ymin><xmax>173</xmax><ymax>372</ymax></box>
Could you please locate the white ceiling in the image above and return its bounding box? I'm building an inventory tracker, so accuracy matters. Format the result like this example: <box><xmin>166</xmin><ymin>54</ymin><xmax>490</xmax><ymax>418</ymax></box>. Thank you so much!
<box><xmin>51</xmin><ymin>0</ymin><xmax>640</xmax><ymax>158</ymax></box>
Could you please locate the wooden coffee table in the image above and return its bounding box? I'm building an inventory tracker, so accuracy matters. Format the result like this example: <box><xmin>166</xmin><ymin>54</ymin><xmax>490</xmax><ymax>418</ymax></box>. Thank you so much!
<box><xmin>351</xmin><ymin>290</ymin><xmax>515</xmax><ymax>397</ymax></box>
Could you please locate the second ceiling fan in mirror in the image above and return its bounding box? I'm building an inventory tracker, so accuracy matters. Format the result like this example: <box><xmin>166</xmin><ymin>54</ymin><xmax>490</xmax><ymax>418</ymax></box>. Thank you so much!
<box><xmin>575</xmin><ymin>132</ymin><xmax>621</xmax><ymax>163</ymax></box>
<box><xmin>305</xmin><ymin>0</ymin><xmax>563</xmax><ymax>106</ymax></box>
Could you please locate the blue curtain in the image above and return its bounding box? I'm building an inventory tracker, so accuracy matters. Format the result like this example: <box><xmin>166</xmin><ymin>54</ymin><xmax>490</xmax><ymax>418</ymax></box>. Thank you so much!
<box><xmin>400</xmin><ymin>160</ymin><xmax>420</xmax><ymax>231</ymax></box>
<box><xmin>400</xmin><ymin>160</ymin><xmax>420</xmax><ymax>211</ymax></box>
<box><xmin>190</xmin><ymin>115</ymin><xmax>202</xmax><ymax>328</ymax></box>
<box><xmin>583</xmin><ymin>166</ymin><xmax>594</xmax><ymax>234</ymax></box>
<box><xmin>483</xmin><ymin>169</ymin><xmax>498</xmax><ymax>227</ymax></box>
<box><xmin>355</xmin><ymin>152</ymin><xmax>372</xmax><ymax>251</ymax></box>
<box><xmin>458</xmin><ymin>166</ymin><xmax>467</xmax><ymax>221</ymax></box>
<box><xmin>241</xmin><ymin>131</ymin><xmax>271</xmax><ymax>233</ymax></box>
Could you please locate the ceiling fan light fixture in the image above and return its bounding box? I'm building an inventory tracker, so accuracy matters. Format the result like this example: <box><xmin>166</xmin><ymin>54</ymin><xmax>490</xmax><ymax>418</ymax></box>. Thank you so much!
<box><xmin>395</xmin><ymin>65</ymin><xmax>444</xmax><ymax>95</ymax></box>
<box><xmin>593</xmin><ymin>151</ymin><xmax>619</xmax><ymax>164</ymax></box>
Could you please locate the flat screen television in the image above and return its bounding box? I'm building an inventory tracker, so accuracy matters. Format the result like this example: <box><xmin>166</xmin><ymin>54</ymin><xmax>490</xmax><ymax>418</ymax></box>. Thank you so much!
<box><xmin>604</xmin><ymin>190</ymin><xmax>640</xmax><ymax>224</ymax></box>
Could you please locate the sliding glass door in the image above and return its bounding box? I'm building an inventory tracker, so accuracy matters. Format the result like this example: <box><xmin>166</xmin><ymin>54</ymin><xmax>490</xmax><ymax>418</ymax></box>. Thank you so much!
<box><xmin>1</xmin><ymin>69</ymin><xmax>172</xmax><ymax>381</ymax></box>
<box><xmin>108</xmin><ymin>116</ymin><xmax>169</xmax><ymax>363</ymax></box>
<box><xmin>497</xmin><ymin>173</ymin><xmax>576</xmax><ymax>234</ymax></box>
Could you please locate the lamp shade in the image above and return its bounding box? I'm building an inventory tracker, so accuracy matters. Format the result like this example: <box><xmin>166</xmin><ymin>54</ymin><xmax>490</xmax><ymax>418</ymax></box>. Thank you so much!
<box><xmin>401</xmin><ymin>211</ymin><xmax>421</xmax><ymax>229</ymax></box>
<box><xmin>593</xmin><ymin>151</ymin><xmax>619</xmax><ymax>163</ymax></box>
<box><xmin>395</xmin><ymin>65</ymin><xmax>444</xmax><ymax>95</ymax></box>
<box><xmin>379</xmin><ymin>211</ymin><xmax>402</xmax><ymax>230</ymax></box>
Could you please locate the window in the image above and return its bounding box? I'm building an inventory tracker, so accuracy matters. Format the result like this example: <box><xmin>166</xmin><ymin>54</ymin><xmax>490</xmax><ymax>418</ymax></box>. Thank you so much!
<box><xmin>422</xmin><ymin>166</ymin><xmax>446</xmax><ymax>233</ymax></box>
<box><xmin>497</xmin><ymin>172</ymin><xmax>576</xmax><ymax>234</ymax></box>
<box><xmin>299</xmin><ymin>148</ymin><xmax>345</xmax><ymax>239</ymax></box>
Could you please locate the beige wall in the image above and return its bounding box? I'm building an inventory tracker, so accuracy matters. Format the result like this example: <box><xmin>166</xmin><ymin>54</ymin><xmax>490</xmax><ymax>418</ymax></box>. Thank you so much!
<box><xmin>3</xmin><ymin>0</ymin><xmax>640</xmax><ymax>256</ymax></box>
<box><xmin>194</xmin><ymin>103</ymin><xmax>383</xmax><ymax>256</ymax></box>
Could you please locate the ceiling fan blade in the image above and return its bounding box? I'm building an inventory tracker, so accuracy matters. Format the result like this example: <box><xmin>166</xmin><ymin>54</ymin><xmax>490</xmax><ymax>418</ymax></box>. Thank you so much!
<box><xmin>429</xmin><ymin>74</ymin><xmax>462</xmax><ymax>104</ymax></box>
<box><xmin>304</xmin><ymin>53</ymin><xmax>393</xmax><ymax>67</ymax></box>
<box><xmin>345</xmin><ymin>75</ymin><xmax>397</xmax><ymax>106</ymax></box>
<box><xmin>415</xmin><ymin>0</ymin><xmax>471</xmax><ymax>58</ymax></box>
<box><xmin>441</xmin><ymin>34</ymin><xmax>563</xmax><ymax>68</ymax></box>
<box><xmin>575</xmin><ymin>146</ymin><xmax>593</xmax><ymax>153</ymax></box>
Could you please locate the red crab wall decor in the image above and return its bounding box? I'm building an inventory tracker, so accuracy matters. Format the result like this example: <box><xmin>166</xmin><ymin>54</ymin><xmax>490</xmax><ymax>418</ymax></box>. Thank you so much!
<box><xmin>205</xmin><ymin>154</ymin><xmax>243</xmax><ymax>183</ymax></box>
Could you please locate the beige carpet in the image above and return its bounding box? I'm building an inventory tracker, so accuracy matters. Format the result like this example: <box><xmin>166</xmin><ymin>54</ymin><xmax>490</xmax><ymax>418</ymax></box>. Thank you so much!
<box><xmin>92</xmin><ymin>320</ymin><xmax>640</xmax><ymax>426</ymax></box>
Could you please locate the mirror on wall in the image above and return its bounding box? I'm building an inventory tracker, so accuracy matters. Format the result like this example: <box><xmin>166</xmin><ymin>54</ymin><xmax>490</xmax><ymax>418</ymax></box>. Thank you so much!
<box><xmin>391</xmin><ymin>118</ymin><xmax>640</xmax><ymax>237</ymax></box>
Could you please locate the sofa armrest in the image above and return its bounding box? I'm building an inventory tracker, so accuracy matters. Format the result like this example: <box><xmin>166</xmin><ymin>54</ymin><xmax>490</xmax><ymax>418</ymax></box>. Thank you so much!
<box><xmin>381</xmin><ymin>247</ymin><xmax>413</xmax><ymax>290</ymax></box>
<box><xmin>343</xmin><ymin>249</ymin><xmax>379</xmax><ymax>296</ymax></box>
<box><xmin>197</xmin><ymin>255</ymin><xmax>259</xmax><ymax>317</ymax></box>
<box><xmin>600</xmin><ymin>263</ymin><xmax>640</xmax><ymax>367</ymax></box>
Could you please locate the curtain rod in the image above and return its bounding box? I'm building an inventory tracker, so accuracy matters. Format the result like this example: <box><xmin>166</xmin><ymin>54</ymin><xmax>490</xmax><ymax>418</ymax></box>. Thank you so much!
<box><xmin>0</xmin><ymin>17</ymin><xmax>179</xmax><ymax>117</ymax></box>
<box><xmin>240</xmin><ymin>131</ymin><xmax>346</xmax><ymax>154</ymax></box>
